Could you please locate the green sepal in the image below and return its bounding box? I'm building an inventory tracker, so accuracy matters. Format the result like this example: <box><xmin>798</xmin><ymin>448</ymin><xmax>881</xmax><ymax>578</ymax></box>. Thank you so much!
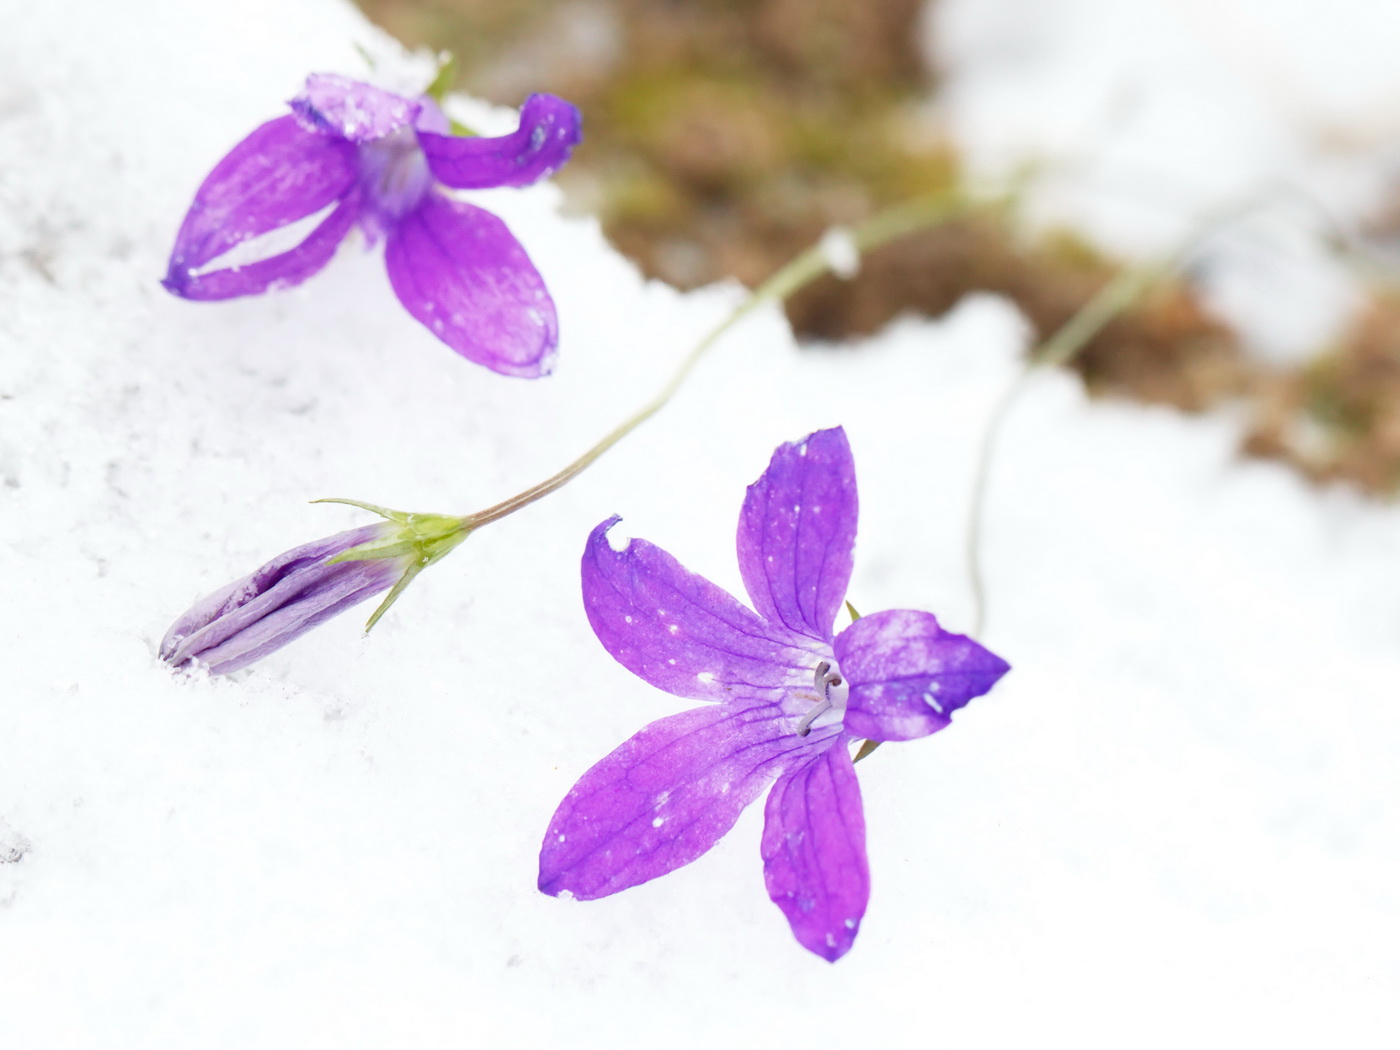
<box><xmin>314</xmin><ymin>499</ymin><xmax>471</xmax><ymax>632</ymax></box>
<box><xmin>312</xmin><ymin>497</ymin><xmax>409</xmax><ymax>522</ymax></box>
<box><xmin>853</xmin><ymin>739</ymin><xmax>881</xmax><ymax>763</ymax></box>
<box><xmin>425</xmin><ymin>52</ymin><xmax>458</xmax><ymax>103</ymax></box>
<box><xmin>365</xmin><ymin>561</ymin><xmax>427</xmax><ymax>632</ymax></box>
<box><xmin>845</xmin><ymin>600</ymin><xmax>862</xmax><ymax>622</ymax></box>
<box><xmin>420</xmin><ymin>52</ymin><xmax>479</xmax><ymax>136</ymax></box>
<box><xmin>328</xmin><ymin>512</ymin><xmax>469</xmax><ymax>566</ymax></box>
<box><xmin>353</xmin><ymin>43</ymin><xmax>378</xmax><ymax>72</ymax></box>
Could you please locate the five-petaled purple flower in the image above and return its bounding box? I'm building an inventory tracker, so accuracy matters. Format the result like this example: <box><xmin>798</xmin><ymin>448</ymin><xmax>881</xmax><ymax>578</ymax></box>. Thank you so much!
<box><xmin>538</xmin><ymin>427</ymin><xmax>1010</xmax><ymax>961</ymax></box>
<box><xmin>163</xmin><ymin>74</ymin><xmax>581</xmax><ymax>377</ymax></box>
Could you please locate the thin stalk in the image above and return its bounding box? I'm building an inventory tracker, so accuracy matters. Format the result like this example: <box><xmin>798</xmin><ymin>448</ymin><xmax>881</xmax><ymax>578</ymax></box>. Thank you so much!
<box><xmin>964</xmin><ymin>261</ymin><xmax>1166</xmax><ymax>636</ymax></box>
<box><xmin>963</xmin><ymin>195</ymin><xmax>1264</xmax><ymax>637</ymax></box>
<box><xmin>467</xmin><ymin>191</ymin><xmax>989</xmax><ymax>528</ymax></box>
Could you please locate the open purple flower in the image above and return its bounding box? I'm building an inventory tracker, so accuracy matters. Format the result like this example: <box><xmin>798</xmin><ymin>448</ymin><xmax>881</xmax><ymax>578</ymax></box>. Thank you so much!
<box><xmin>163</xmin><ymin>74</ymin><xmax>581</xmax><ymax>377</ymax></box>
<box><xmin>538</xmin><ymin>427</ymin><xmax>1010</xmax><ymax>961</ymax></box>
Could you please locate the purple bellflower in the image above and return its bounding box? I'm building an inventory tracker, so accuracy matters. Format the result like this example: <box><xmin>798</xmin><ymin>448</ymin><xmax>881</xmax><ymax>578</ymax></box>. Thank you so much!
<box><xmin>538</xmin><ymin>427</ymin><xmax>1010</xmax><ymax>961</ymax></box>
<box><xmin>161</xmin><ymin>504</ymin><xmax>466</xmax><ymax>675</ymax></box>
<box><xmin>163</xmin><ymin>74</ymin><xmax>581</xmax><ymax>377</ymax></box>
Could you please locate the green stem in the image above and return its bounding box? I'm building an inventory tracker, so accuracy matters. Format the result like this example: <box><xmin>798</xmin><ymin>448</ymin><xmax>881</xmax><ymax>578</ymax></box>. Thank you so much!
<box><xmin>467</xmin><ymin>190</ymin><xmax>988</xmax><ymax>528</ymax></box>
<box><xmin>963</xmin><ymin>195</ymin><xmax>1264</xmax><ymax>637</ymax></box>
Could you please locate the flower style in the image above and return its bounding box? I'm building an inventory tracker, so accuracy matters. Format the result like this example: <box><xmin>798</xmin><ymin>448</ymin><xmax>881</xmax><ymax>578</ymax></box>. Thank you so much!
<box><xmin>537</xmin><ymin>427</ymin><xmax>1010</xmax><ymax>961</ymax></box>
<box><xmin>161</xmin><ymin>505</ymin><xmax>466</xmax><ymax>675</ymax></box>
<box><xmin>163</xmin><ymin>74</ymin><xmax>581</xmax><ymax>377</ymax></box>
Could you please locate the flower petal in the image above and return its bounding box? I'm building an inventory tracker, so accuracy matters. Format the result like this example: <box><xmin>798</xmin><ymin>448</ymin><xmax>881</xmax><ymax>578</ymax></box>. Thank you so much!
<box><xmin>761</xmin><ymin>736</ymin><xmax>868</xmax><ymax>962</ymax></box>
<box><xmin>538</xmin><ymin>701</ymin><xmax>806</xmax><ymax>900</ymax></box>
<box><xmin>418</xmin><ymin>93</ymin><xmax>582</xmax><ymax>189</ymax></box>
<box><xmin>737</xmin><ymin>427</ymin><xmax>858</xmax><ymax>644</ymax></box>
<box><xmin>834</xmin><ymin>609</ymin><xmax>1010</xmax><ymax>741</ymax></box>
<box><xmin>290</xmin><ymin>74</ymin><xmax>421</xmax><ymax>143</ymax></box>
<box><xmin>161</xmin><ymin>524</ymin><xmax>400</xmax><ymax>675</ymax></box>
<box><xmin>383</xmin><ymin>191</ymin><xmax>558</xmax><ymax>376</ymax></box>
<box><xmin>583</xmin><ymin>516</ymin><xmax>822</xmax><ymax>705</ymax></box>
<box><xmin>172</xmin><ymin>562</ymin><xmax>399</xmax><ymax>675</ymax></box>
<box><xmin>163</xmin><ymin>115</ymin><xmax>358</xmax><ymax>299</ymax></box>
<box><xmin>165</xmin><ymin>197</ymin><xmax>361</xmax><ymax>301</ymax></box>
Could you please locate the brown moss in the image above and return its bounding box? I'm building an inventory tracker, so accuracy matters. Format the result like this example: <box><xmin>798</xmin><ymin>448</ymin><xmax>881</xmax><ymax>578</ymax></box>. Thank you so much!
<box><xmin>357</xmin><ymin>0</ymin><xmax>1400</xmax><ymax>495</ymax></box>
<box><xmin>1244</xmin><ymin>298</ymin><xmax>1400</xmax><ymax>491</ymax></box>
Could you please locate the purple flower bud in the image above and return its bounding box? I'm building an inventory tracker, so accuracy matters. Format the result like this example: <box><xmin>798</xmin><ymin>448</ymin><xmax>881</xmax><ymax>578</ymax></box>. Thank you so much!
<box><xmin>161</xmin><ymin>509</ymin><xmax>466</xmax><ymax>675</ymax></box>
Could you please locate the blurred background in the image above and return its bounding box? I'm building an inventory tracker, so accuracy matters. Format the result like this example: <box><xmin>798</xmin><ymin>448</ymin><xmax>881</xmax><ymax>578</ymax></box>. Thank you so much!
<box><xmin>356</xmin><ymin>0</ymin><xmax>1400</xmax><ymax>495</ymax></box>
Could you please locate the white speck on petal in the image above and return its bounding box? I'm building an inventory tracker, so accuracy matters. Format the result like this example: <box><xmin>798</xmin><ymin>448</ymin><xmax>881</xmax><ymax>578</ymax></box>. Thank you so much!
<box><xmin>652</xmin><ymin>816</ymin><xmax>664</xmax><ymax>828</ymax></box>
<box><xmin>667</xmin><ymin>624</ymin><xmax>679</xmax><ymax>634</ymax></box>
<box><xmin>624</xmin><ymin>615</ymin><xmax>633</xmax><ymax>623</ymax></box>
<box><xmin>844</xmin><ymin>918</ymin><xmax>856</xmax><ymax>929</ymax></box>
<box><xmin>696</xmin><ymin>671</ymin><xmax>715</xmax><ymax>684</ymax></box>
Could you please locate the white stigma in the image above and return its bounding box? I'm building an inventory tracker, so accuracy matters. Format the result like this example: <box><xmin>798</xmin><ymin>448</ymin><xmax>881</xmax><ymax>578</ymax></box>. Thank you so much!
<box><xmin>796</xmin><ymin>660</ymin><xmax>849</xmax><ymax>737</ymax></box>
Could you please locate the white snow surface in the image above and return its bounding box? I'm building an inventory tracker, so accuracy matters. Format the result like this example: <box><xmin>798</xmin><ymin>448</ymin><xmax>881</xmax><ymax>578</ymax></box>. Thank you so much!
<box><xmin>928</xmin><ymin>0</ymin><xmax>1400</xmax><ymax>363</ymax></box>
<box><xmin>2</xmin><ymin>0</ymin><xmax>1399</xmax><ymax>1046</ymax></box>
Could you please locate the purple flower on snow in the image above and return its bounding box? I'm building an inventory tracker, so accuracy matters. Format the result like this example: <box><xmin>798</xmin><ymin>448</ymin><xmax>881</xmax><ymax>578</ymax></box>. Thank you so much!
<box><xmin>538</xmin><ymin>427</ymin><xmax>1010</xmax><ymax>961</ymax></box>
<box><xmin>163</xmin><ymin>74</ymin><xmax>581</xmax><ymax>377</ymax></box>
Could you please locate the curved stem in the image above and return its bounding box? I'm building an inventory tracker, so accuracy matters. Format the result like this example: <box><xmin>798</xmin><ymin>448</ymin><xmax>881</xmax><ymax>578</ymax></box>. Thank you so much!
<box><xmin>467</xmin><ymin>190</ymin><xmax>991</xmax><ymax>528</ymax></box>
<box><xmin>965</xmin><ymin>262</ymin><xmax>1164</xmax><ymax>635</ymax></box>
<box><xmin>963</xmin><ymin>194</ymin><xmax>1266</xmax><ymax>636</ymax></box>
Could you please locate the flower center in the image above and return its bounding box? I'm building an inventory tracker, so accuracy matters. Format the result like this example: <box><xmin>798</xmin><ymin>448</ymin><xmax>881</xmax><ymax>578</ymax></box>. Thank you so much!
<box><xmin>359</xmin><ymin>127</ymin><xmax>431</xmax><ymax>222</ymax></box>
<box><xmin>796</xmin><ymin>659</ymin><xmax>849</xmax><ymax>737</ymax></box>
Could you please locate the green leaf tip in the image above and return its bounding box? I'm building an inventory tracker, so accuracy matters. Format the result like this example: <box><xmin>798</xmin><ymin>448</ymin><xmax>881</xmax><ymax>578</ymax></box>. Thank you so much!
<box><xmin>425</xmin><ymin>52</ymin><xmax>458</xmax><ymax>103</ymax></box>
<box><xmin>853</xmin><ymin>739</ymin><xmax>881</xmax><ymax>763</ymax></box>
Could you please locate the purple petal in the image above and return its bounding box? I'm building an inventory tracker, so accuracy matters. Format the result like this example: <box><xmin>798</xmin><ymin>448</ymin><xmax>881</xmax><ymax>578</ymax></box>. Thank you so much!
<box><xmin>761</xmin><ymin>736</ymin><xmax>868</xmax><ymax>962</ymax></box>
<box><xmin>165</xmin><ymin>197</ymin><xmax>360</xmax><ymax>301</ymax></box>
<box><xmin>383</xmin><ymin>191</ymin><xmax>558</xmax><ymax>376</ymax></box>
<box><xmin>290</xmin><ymin>74</ymin><xmax>420</xmax><ymax>143</ymax></box>
<box><xmin>834</xmin><ymin>610</ymin><xmax>1010</xmax><ymax>741</ymax></box>
<box><xmin>419</xmin><ymin>94</ymin><xmax>582</xmax><ymax>189</ymax></box>
<box><xmin>539</xmin><ymin>701</ymin><xmax>807</xmax><ymax>900</ymax></box>
<box><xmin>737</xmin><ymin>427</ymin><xmax>858</xmax><ymax>644</ymax></box>
<box><xmin>161</xmin><ymin>524</ymin><xmax>401</xmax><ymax>675</ymax></box>
<box><xmin>582</xmin><ymin>517</ymin><xmax>823</xmax><ymax>705</ymax></box>
<box><xmin>163</xmin><ymin>115</ymin><xmax>359</xmax><ymax>299</ymax></box>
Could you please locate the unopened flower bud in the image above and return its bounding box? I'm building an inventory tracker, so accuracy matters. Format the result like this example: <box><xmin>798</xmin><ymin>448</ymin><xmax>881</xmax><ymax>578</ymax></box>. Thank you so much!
<box><xmin>161</xmin><ymin>503</ymin><xmax>466</xmax><ymax>674</ymax></box>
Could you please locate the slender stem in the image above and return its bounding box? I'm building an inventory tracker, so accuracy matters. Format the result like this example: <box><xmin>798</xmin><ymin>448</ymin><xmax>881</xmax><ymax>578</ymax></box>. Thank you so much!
<box><xmin>963</xmin><ymin>195</ymin><xmax>1265</xmax><ymax>637</ymax></box>
<box><xmin>964</xmin><ymin>262</ymin><xmax>1164</xmax><ymax>635</ymax></box>
<box><xmin>467</xmin><ymin>191</ymin><xmax>987</xmax><ymax>528</ymax></box>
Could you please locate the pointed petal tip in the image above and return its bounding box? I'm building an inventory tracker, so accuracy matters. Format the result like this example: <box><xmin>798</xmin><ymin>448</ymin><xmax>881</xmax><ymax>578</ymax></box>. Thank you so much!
<box><xmin>418</xmin><ymin>92</ymin><xmax>583</xmax><ymax>190</ymax></box>
<box><xmin>809</xmin><ymin>930</ymin><xmax>858</xmax><ymax>963</ymax></box>
<box><xmin>836</xmin><ymin>610</ymin><xmax>1012</xmax><ymax>742</ymax></box>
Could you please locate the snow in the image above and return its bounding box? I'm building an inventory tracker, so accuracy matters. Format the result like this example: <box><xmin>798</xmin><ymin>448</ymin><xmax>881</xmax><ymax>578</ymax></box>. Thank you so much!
<box><xmin>2</xmin><ymin>0</ymin><xmax>1398</xmax><ymax>1045</ymax></box>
